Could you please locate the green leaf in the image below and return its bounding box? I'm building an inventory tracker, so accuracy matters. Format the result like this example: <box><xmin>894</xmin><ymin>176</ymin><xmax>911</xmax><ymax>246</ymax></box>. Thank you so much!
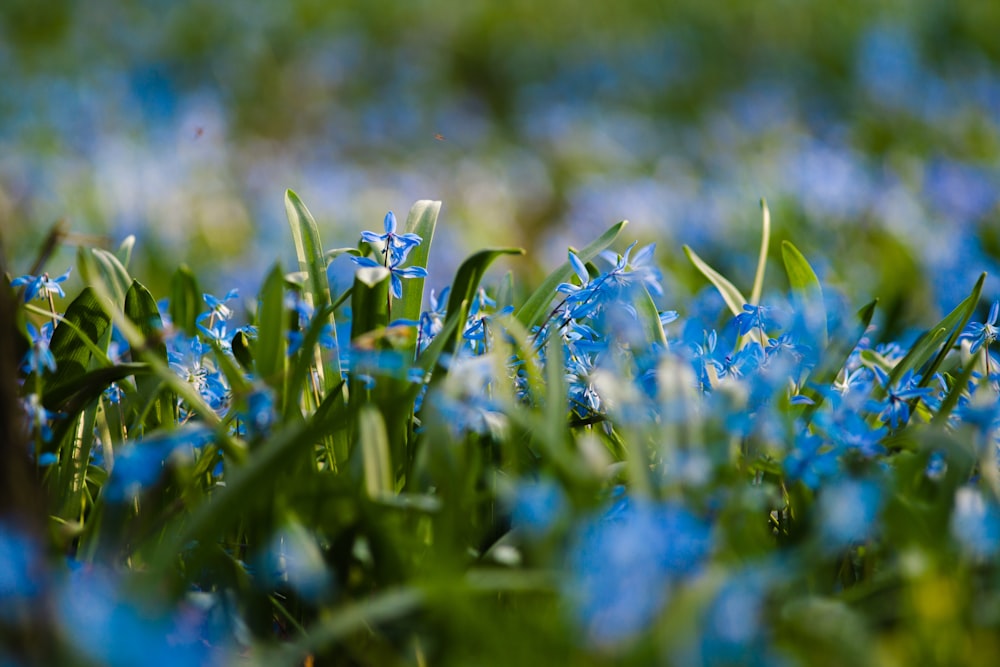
<box><xmin>285</xmin><ymin>189</ymin><xmax>343</xmax><ymax>383</ymax></box>
<box><xmin>398</xmin><ymin>200</ymin><xmax>441</xmax><ymax>325</ymax></box>
<box><xmin>43</xmin><ymin>287</ymin><xmax>112</xmax><ymax>408</ymax></box>
<box><xmin>683</xmin><ymin>245</ymin><xmax>748</xmax><ymax>318</ymax></box>
<box><xmin>517</xmin><ymin>220</ymin><xmax>627</xmax><ymax>328</ymax></box>
<box><xmin>635</xmin><ymin>283</ymin><xmax>667</xmax><ymax>347</ymax></box>
<box><xmin>256</xmin><ymin>263</ymin><xmax>287</xmax><ymax>392</ymax></box>
<box><xmin>124</xmin><ymin>280</ymin><xmax>169</xmax><ymax>428</ymax></box>
<box><xmin>117</xmin><ymin>235</ymin><xmax>136</xmax><ymax>269</ymax></box>
<box><xmin>351</xmin><ymin>266</ymin><xmax>391</xmax><ymax>341</ymax></box>
<box><xmin>232</xmin><ymin>329</ymin><xmax>254</xmax><ymax>372</ymax></box>
<box><xmin>750</xmin><ymin>199</ymin><xmax>771</xmax><ymax>306</ymax></box>
<box><xmin>81</xmin><ymin>247</ymin><xmax>132</xmax><ymax>307</ymax></box>
<box><xmin>885</xmin><ymin>273</ymin><xmax>984</xmax><ymax>392</ymax></box>
<box><xmin>892</xmin><ymin>273</ymin><xmax>986</xmax><ymax>396</ymax></box>
<box><xmin>781</xmin><ymin>240</ymin><xmax>827</xmax><ymax>350</ymax></box>
<box><xmin>170</xmin><ymin>264</ymin><xmax>201</xmax><ymax>337</ymax></box>
<box><xmin>443</xmin><ymin>248</ymin><xmax>524</xmax><ymax>356</ymax></box>
<box><xmin>358</xmin><ymin>406</ymin><xmax>393</xmax><ymax>498</ymax></box>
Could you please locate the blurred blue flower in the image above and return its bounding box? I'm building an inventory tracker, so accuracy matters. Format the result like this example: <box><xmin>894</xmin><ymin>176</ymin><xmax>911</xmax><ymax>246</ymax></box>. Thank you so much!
<box><xmin>21</xmin><ymin>322</ymin><xmax>56</xmax><ymax>375</ymax></box>
<box><xmin>816</xmin><ymin>478</ymin><xmax>882</xmax><ymax>550</ymax></box>
<box><xmin>23</xmin><ymin>393</ymin><xmax>59</xmax><ymax>443</ymax></box>
<box><xmin>950</xmin><ymin>486</ymin><xmax>1000</xmax><ymax>560</ymax></box>
<box><xmin>104</xmin><ymin>425</ymin><xmax>214</xmax><ymax>501</ymax></box>
<box><xmin>509</xmin><ymin>478</ymin><xmax>567</xmax><ymax>538</ymax></box>
<box><xmin>567</xmin><ymin>498</ymin><xmax>712</xmax><ymax>646</ymax></box>
<box><xmin>11</xmin><ymin>268</ymin><xmax>71</xmax><ymax>302</ymax></box>
<box><xmin>57</xmin><ymin>567</ymin><xmax>217</xmax><ymax>667</ymax></box>
<box><xmin>0</xmin><ymin>523</ymin><xmax>43</xmax><ymax>617</ymax></box>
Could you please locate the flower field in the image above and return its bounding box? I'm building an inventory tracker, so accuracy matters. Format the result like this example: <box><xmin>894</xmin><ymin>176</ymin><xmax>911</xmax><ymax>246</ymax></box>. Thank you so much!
<box><xmin>4</xmin><ymin>191</ymin><xmax>1000</xmax><ymax>666</ymax></box>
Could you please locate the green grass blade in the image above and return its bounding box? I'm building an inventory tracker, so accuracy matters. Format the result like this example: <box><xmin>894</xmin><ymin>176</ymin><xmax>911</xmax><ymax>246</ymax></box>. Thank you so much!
<box><xmin>517</xmin><ymin>220</ymin><xmax>627</xmax><ymax>328</ymax></box>
<box><xmin>635</xmin><ymin>283</ymin><xmax>667</xmax><ymax>348</ymax></box>
<box><xmin>885</xmin><ymin>272</ymin><xmax>984</xmax><ymax>391</ymax></box>
<box><xmin>683</xmin><ymin>245</ymin><xmax>747</xmax><ymax>318</ymax></box>
<box><xmin>750</xmin><ymin>199</ymin><xmax>771</xmax><ymax>306</ymax></box>
<box><xmin>285</xmin><ymin>190</ymin><xmax>343</xmax><ymax>383</ymax></box>
<box><xmin>359</xmin><ymin>405</ymin><xmax>393</xmax><ymax>498</ymax></box>
<box><xmin>124</xmin><ymin>280</ymin><xmax>169</xmax><ymax>428</ymax></box>
<box><xmin>443</xmin><ymin>248</ymin><xmax>524</xmax><ymax>356</ymax></box>
<box><xmin>781</xmin><ymin>240</ymin><xmax>827</xmax><ymax>350</ymax></box>
<box><xmin>398</xmin><ymin>200</ymin><xmax>441</xmax><ymax>324</ymax></box>
<box><xmin>169</xmin><ymin>264</ymin><xmax>201</xmax><ymax>336</ymax></box>
<box><xmin>255</xmin><ymin>262</ymin><xmax>288</xmax><ymax>393</ymax></box>
<box><xmin>351</xmin><ymin>266</ymin><xmax>391</xmax><ymax>340</ymax></box>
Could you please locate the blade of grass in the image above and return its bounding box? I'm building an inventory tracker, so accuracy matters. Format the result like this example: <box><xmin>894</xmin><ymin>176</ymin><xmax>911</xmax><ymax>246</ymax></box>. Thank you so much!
<box><xmin>750</xmin><ymin>199</ymin><xmax>771</xmax><ymax>306</ymax></box>
<box><xmin>683</xmin><ymin>245</ymin><xmax>747</xmax><ymax>318</ymax></box>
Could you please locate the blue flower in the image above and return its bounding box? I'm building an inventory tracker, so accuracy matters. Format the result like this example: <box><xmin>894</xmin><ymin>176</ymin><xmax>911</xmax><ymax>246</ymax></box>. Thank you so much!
<box><xmin>23</xmin><ymin>393</ymin><xmax>59</xmax><ymax>443</ymax></box>
<box><xmin>817</xmin><ymin>478</ymin><xmax>882</xmax><ymax>550</ymax></box>
<box><xmin>870</xmin><ymin>367</ymin><xmax>935</xmax><ymax>430</ymax></box>
<box><xmin>351</xmin><ymin>250</ymin><xmax>428</xmax><ymax>300</ymax></box>
<box><xmin>960</xmin><ymin>300</ymin><xmax>1000</xmax><ymax>354</ymax></box>
<box><xmin>360</xmin><ymin>211</ymin><xmax>422</xmax><ymax>264</ymax></box>
<box><xmin>21</xmin><ymin>322</ymin><xmax>57</xmax><ymax>375</ymax></box>
<box><xmin>11</xmin><ymin>268</ymin><xmax>71</xmax><ymax>302</ymax></box>
<box><xmin>567</xmin><ymin>497</ymin><xmax>712</xmax><ymax>646</ymax></box>
<box><xmin>733</xmin><ymin>304</ymin><xmax>779</xmax><ymax>337</ymax></box>
<box><xmin>104</xmin><ymin>425</ymin><xmax>214</xmax><ymax>501</ymax></box>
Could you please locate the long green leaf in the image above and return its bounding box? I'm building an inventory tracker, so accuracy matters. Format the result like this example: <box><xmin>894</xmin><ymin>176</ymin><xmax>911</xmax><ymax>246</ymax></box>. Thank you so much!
<box><xmin>635</xmin><ymin>283</ymin><xmax>667</xmax><ymax>348</ymax></box>
<box><xmin>781</xmin><ymin>240</ymin><xmax>827</xmax><ymax>350</ymax></box>
<box><xmin>750</xmin><ymin>199</ymin><xmax>771</xmax><ymax>306</ymax></box>
<box><xmin>351</xmin><ymin>266</ymin><xmax>391</xmax><ymax>341</ymax></box>
<box><xmin>285</xmin><ymin>190</ymin><xmax>343</xmax><ymax>383</ymax></box>
<box><xmin>683</xmin><ymin>245</ymin><xmax>747</xmax><ymax>318</ymax></box>
<box><xmin>398</xmin><ymin>200</ymin><xmax>441</xmax><ymax>324</ymax></box>
<box><xmin>885</xmin><ymin>273</ymin><xmax>984</xmax><ymax>391</ymax></box>
<box><xmin>359</xmin><ymin>406</ymin><xmax>393</xmax><ymax>498</ymax></box>
<box><xmin>43</xmin><ymin>287</ymin><xmax>112</xmax><ymax>409</ymax></box>
<box><xmin>124</xmin><ymin>280</ymin><xmax>169</xmax><ymax>428</ymax></box>
<box><xmin>86</xmin><ymin>247</ymin><xmax>132</xmax><ymax>307</ymax></box>
<box><xmin>517</xmin><ymin>220</ymin><xmax>627</xmax><ymax>328</ymax></box>
<box><xmin>170</xmin><ymin>264</ymin><xmax>201</xmax><ymax>336</ymax></box>
<box><xmin>256</xmin><ymin>263</ymin><xmax>287</xmax><ymax>392</ymax></box>
<box><xmin>443</xmin><ymin>248</ymin><xmax>524</xmax><ymax>356</ymax></box>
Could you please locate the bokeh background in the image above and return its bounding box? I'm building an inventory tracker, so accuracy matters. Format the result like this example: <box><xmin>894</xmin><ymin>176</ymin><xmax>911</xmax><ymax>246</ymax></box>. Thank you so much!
<box><xmin>3</xmin><ymin>0</ymin><xmax>1000</xmax><ymax>336</ymax></box>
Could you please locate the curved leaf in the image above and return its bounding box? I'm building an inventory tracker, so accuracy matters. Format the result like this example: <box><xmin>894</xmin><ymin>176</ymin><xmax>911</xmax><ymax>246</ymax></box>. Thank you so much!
<box><xmin>683</xmin><ymin>245</ymin><xmax>747</xmax><ymax>317</ymax></box>
<box><xmin>781</xmin><ymin>240</ymin><xmax>827</xmax><ymax>349</ymax></box>
<box><xmin>443</xmin><ymin>248</ymin><xmax>524</xmax><ymax>356</ymax></box>
<box><xmin>285</xmin><ymin>190</ymin><xmax>343</xmax><ymax>383</ymax></box>
<box><xmin>517</xmin><ymin>220</ymin><xmax>627</xmax><ymax>328</ymax></box>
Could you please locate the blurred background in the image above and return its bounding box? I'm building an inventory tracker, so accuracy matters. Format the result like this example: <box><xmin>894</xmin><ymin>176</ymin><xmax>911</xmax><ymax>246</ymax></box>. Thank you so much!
<box><xmin>3</xmin><ymin>0</ymin><xmax>1000</xmax><ymax>335</ymax></box>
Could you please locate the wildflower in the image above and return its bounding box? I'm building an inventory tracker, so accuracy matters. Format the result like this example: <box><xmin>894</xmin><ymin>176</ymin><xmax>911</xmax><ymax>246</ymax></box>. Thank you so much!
<box><xmin>351</xmin><ymin>248</ymin><xmax>428</xmax><ymax>300</ymax></box>
<box><xmin>360</xmin><ymin>210</ymin><xmax>422</xmax><ymax>263</ymax></box>
<box><xmin>11</xmin><ymin>268</ymin><xmax>71</xmax><ymax>302</ymax></box>
<box><xmin>21</xmin><ymin>322</ymin><xmax>56</xmax><ymax>375</ymax></box>
<box><xmin>960</xmin><ymin>300</ymin><xmax>1000</xmax><ymax>354</ymax></box>
<box><xmin>871</xmin><ymin>367</ymin><xmax>935</xmax><ymax>430</ymax></box>
<box><xmin>23</xmin><ymin>394</ymin><xmax>58</xmax><ymax>443</ymax></box>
